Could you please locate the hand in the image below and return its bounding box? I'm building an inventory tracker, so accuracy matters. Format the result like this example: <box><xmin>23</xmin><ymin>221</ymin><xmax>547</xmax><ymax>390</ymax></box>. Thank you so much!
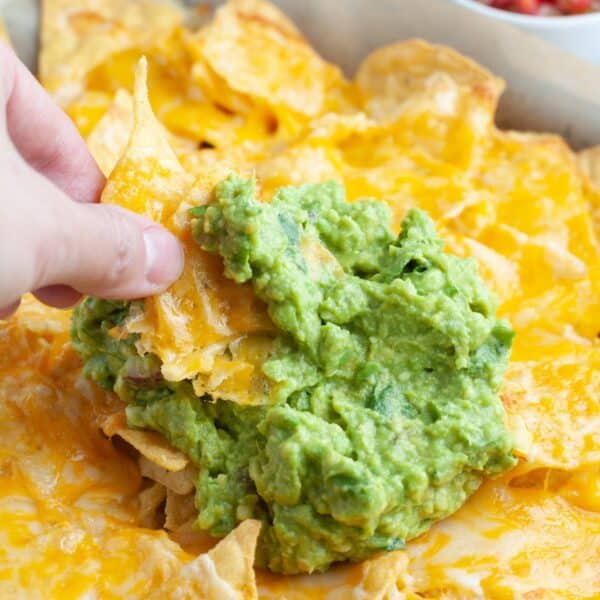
<box><xmin>0</xmin><ymin>43</ymin><xmax>184</xmax><ymax>319</ymax></box>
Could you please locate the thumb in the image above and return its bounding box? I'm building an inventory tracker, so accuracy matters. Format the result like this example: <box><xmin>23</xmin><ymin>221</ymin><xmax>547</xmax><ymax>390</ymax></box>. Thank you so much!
<box><xmin>44</xmin><ymin>201</ymin><xmax>185</xmax><ymax>299</ymax></box>
<box><xmin>0</xmin><ymin>160</ymin><xmax>184</xmax><ymax>307</ymax></box>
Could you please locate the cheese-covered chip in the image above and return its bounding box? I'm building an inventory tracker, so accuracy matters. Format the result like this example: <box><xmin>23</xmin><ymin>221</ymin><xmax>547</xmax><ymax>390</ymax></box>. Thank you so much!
<box><xmin>87</xmin><ymin>88</ymin><xmax>196</xmax><ymax>177</ymax></box>
<box><xmin>406</xmin><ymin>472</ymin><xmax>600</xmax><ymax>598</ymax></box>
<box><xmin>451</xmin><ymin>130</ymin><xmax>600</xmax><ymax>344</ymax></box>
<box><xmin>502</xmin><ymin>345</ymin><xmax>600</xmax><ymax>470</ymax></box>
<box><xmin>148</xmin><ymin>519</ymin><xmax>260</xmax><ymax>600</ymax></box>
<box><xmin>101</xmin><ymin>58</ymin><xmax>193</xmax><ymax>223</ymax></box>
<box><xmin>0</xmin><ymin>302</ymin><xmax>264</xmax><ymax>597</ymax></box>
<box><xmin>67</xmin><ymin>89</ymin><xmax>114</xmax><ymax>137</ymax></box>
<box><xmin>99</xmin><ymin>59</ymin><xmax>274</xmax><ymax>404</ymax></box>
<box><xmin>258</xmin><ymin>550</ymin><xmax>412</xmax><ymax>599</ymax></box>
<box><xmin>0</xmin><ymin>305</ymin><xmax>264</xmax><ymax>596</ymax></box>
<box><xmin>99</xmin><ymin>411</ymin><xmax>190</xmax><ymax>472</ymax></box>
<box><xmin>356</xmin><ymin>38</ymin><xmax>503</xmax><ymax>122</ymax></box>
<box><xmin>139</xmin><ymin>457</ymin><xmax>197</xmax><ymax>495</ymax></box>
<box><xmin>40</xmin><ymin>0</ymin><xmax>182</xmax><ymax>102</ymax></box>
<box><xmin>0</xmin><ymin>295</ymin><xmax>74</xmax><ymax>376</ymax></box>
<box><xmin>257</xmin><ymin>113</ymin><xmax>373</xmax><ymax>198</ymax></box>
<box><xmin>196</xmin><ymin>0</ymin><xmax>346</xmax><ymax>119</ymax></box>
<box><xmin>87</xmin><ymin>89</ymin><xmax>134</xmax><ymax>176</ymax></box>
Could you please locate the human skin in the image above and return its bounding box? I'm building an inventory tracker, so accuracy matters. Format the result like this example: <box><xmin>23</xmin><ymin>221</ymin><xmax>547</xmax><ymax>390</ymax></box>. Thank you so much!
<box><xmin>0</xmin><ymin>42</ymin><xmax>184</xmax><ymax>319</ymax></box>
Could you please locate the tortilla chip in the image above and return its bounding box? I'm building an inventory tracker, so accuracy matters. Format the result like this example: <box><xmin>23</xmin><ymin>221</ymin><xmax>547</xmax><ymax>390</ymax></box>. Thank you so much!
<box><xmin>169</xmin><ymin>519</ymin><xmax>220</xmax><ymax>555</ymax></box>
<box><xmin>139</xmin><ymin>457</ymin><xmax>197</xmax><ymax>495</ymax></box>
<box><xmin>257</xmin><ymin>113</ymin><xmax>373</xmax><ymax>198</ymax></box>
<box><xmin>135</xmin><ymin>259</ymin><xmax>273</xmax><ymax>402</ymax></box>
<box><xmin>322</xmin><ymin>551</ymin><xmax>411</xmax><ymax>599</ymax></box>
<box><xmin>123</xmin><ymin>430</ymin><xmax>190</xmax><ymax>472</ymax></box>
<box><xmin>99</xmin><ymin>412</ymin><xmax>189</xmax><ymax>472</ymax></box>
<box><xmin>66</xmin><ymin>89</ymin><xmax>114</xmax><ymax>137</ymax></box>
<box><xmin>0</xmin><ymin>295</ymin><xmax>76</xmax><ymax>378</ymax></box>
<box><xmin>257</xmin><ymin>549</ymin><xmax>412</xmax><ymax>599</ymax></box>
<box><xmin>148</xmin><ymin>520</ymin><xmax>261</xmax><ymax>600</ymax></box>
<box><xmin>355</xmin><ymin>38</ymin><xmax>503</xmax><ymax>122</ymax></box>
<box><xmin>356</xmin><ymin>551</ymin><xmax>411</xmax><ymax>598</ymax></box>
<box><xmin>99</xmin><ymin>59</ymin><xmax>273</xmax><ymax>405</ymax></box>
<box><xmin>139</xmin><ymin>482</ymin><xmax>167</xmax><ymax>529</ymax></box>
<box><xmin>87</xmin><ymin>89</ymin><xmax>134</xmax><ymax>176</ymax></box>
<box><xmin>86</xmin><ymin>86</ymin><xmax>199</xmax><ymax>178</ymax></box>
<box><xmin>39</xmin><ymin>0</ymin><xmax>182</xmax><ymax>102</ymax></box>
<box><xmin>189</xmin><ymin>52</ymin><xmax>255</xmax><ymax>115</ymax></box>
<box><xmin>351</xmin><ymin>45</ymin><xmax>501</xmax><ymax>178</ymax></box>
<box><xmin>164</xmin><ymin>490</ymin><xmax>196</xmax><ymax>531</ymax></box>
<box><xmin>502</xmin><ymin>345</ymin><xmax>600</xmax><ymax>471</ymax></box>
<box><xmin>101</xmin><ymin>57</ymin><xmax>193</xmax><ymax>222</ymax></box>
<box><xmin>196</xmin><ymin>0</ymin><xmax>346</xmax><ymax>120</ymax></box>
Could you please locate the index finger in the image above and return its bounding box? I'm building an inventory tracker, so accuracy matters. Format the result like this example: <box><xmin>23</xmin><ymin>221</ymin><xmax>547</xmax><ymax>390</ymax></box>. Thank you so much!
<box><xmin>0</xmin><ymin>42</ymin><xmax>104</xmax><ymax>204</ymax></box>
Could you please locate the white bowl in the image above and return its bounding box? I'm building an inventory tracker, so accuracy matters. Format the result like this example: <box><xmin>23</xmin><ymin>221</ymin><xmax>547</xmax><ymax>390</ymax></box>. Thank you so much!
<box><xmin>450</xmin><ymin>0</ymin><xmax>600</xmax><ymax>63</ymax></box>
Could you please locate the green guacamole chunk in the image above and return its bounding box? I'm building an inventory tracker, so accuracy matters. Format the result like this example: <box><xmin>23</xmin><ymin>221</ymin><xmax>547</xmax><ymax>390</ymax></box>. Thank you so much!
<box><xmin>72</xmin><ymin>175</ymin><xmax>516</xmax><ymax>574</ymax></box>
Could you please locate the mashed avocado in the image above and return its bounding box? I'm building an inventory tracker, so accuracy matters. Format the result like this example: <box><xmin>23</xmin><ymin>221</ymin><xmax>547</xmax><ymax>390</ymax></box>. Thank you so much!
<box><xmin>72</xmin><ymin>176</ymin><xmax>515</xmax><ymax>574</ymax></box>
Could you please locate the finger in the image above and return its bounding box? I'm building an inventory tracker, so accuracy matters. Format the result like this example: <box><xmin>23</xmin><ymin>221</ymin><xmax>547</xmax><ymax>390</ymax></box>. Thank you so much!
<box><xmin>0</xmin><ymin>43</ymin><xmax>105</xmax><ymax>204</ymax></box>
<box><xmin>34</xmin><ymin>190</ymin><xmax>184</xmax><ymax>300</ymax></box>
<box><xmin>0</xmin><ymin>157</ymin><xmax>184</xmax><ymax>305</ymax></box>
<box><xmin>57</xmin><ymin>205</ymin><xmax>184</xmax><ymax>299</ymax></box>
<box><xmin>33</xmin><ymin>285</ymin><xmax>82</xmax><ymax>308</ymax></box>
<box><xmin>0</xmin><ymin>298</ymin><xmax>20</xmax><ymax>320</ymax></box>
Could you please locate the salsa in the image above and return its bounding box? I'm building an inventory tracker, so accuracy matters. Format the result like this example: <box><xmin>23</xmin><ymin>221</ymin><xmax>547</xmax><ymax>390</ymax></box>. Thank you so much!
<box><xmin>480</xmin><ymin>0</ymin><xmax>599</xmax><ymax>15</ymax></box>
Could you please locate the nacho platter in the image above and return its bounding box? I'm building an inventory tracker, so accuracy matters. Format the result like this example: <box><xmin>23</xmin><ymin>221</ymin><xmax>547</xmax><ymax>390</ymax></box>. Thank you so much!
<box><xmin>0</xmin><ymin>0</ymin><xmax>599</xmax><ymax>597</ymax></box>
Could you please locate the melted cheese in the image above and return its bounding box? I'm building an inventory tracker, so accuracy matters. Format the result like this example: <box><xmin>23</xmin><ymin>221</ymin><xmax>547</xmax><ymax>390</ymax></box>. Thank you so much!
<box><xmin>0</xmin><ymin>299</ymin><xmax>262</xmax><ymax>599</ymax></box>
<box><xmin>39</xmin><ymin>0</ymin><xmax>183</xmax><ymax>103</ymax></box>
<box><xmin>406</xmin><ymin>474</ymin><xmax>600</xmax><ymax>599</ymax></box>
<box><xmin>0</xmin><ymin>298</ymin><xmax>194</xmax><ymax>598</ymax></box>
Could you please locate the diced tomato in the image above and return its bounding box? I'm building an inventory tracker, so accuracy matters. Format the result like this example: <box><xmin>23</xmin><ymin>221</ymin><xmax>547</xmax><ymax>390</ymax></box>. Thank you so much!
<box><xmin>489</xmin><ymin>0</ymin><xmax>514</xmax><ymax>7</ymax></box>
<box><xmin>481</xmin><ymin>0</ymin><xmax>596</xmax><ymax>13</ymax></box>
<box><xmin>486</xmin><ymin>0</ymin><xmax>542</xmax><ymax>13</ymax></box>
<box><xmin>513</xmin><ymin>0</ymin><xmax>542</xmax><ymax>13</ymax></box>
<box><xmin>556</xmin><ymin>0</ymin><xmax>593</xmax><ymax>13</ymax></box>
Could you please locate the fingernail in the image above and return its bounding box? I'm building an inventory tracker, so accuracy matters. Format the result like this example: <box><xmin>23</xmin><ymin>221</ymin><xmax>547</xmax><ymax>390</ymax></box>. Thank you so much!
<box><xmin>0</xmin><ymin>298</ymin><xmax>21</xmax><ymax>320</ymax></box>
<box><xmin>143</xmin><ymin>227</ymin><xmax>184</xmax><ymax>286</ymax></box>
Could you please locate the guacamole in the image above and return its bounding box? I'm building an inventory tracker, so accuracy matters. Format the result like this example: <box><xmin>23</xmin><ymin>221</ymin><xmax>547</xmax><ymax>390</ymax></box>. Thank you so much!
<box><xmin>72</xmin><ymin>176</ymin><xmax>515</xmax><ymax>574</ymax></box>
